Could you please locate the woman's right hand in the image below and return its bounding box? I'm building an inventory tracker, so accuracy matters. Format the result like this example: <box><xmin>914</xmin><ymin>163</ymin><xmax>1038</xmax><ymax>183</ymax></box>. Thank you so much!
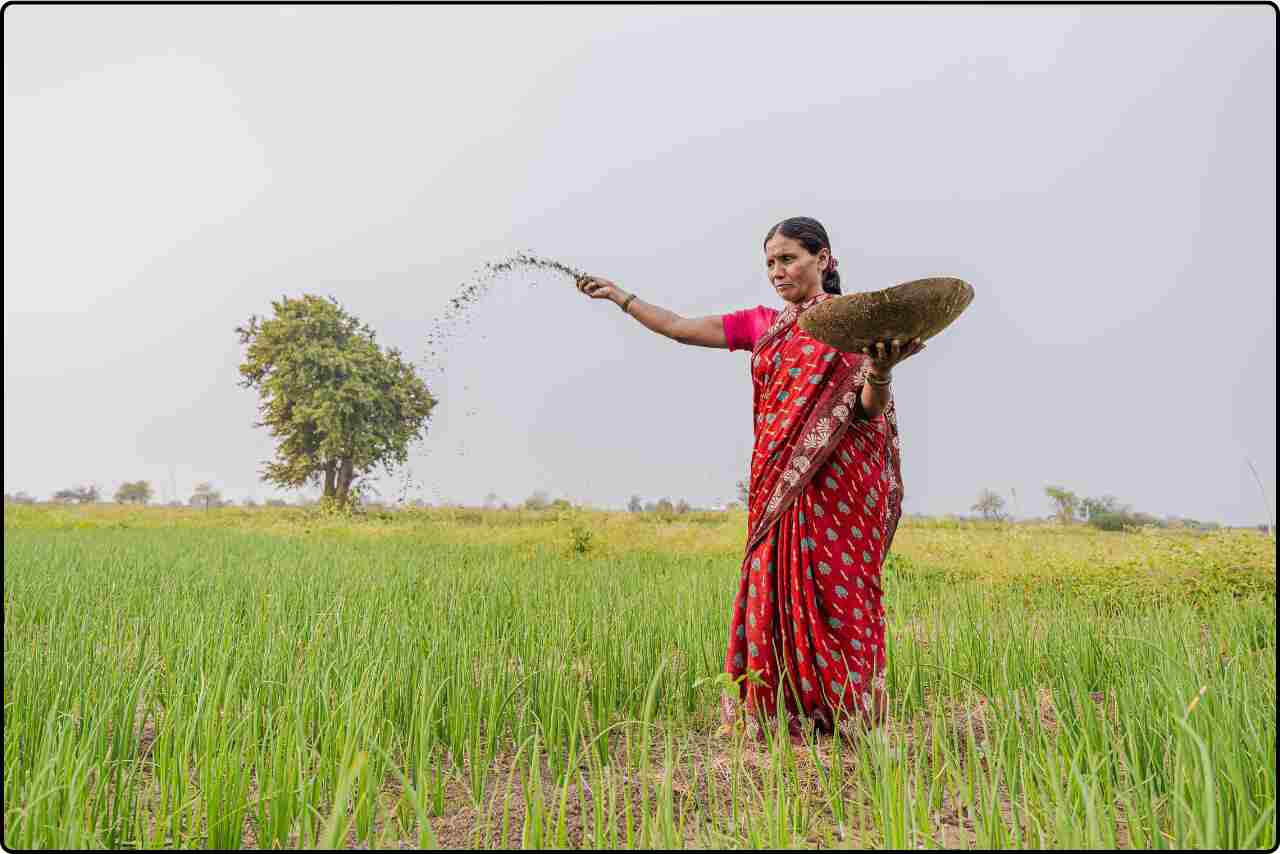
<box><xmin>576</xmin><ymin>275</ymin><xmax>625</xmax><ymax>304</ymax></box>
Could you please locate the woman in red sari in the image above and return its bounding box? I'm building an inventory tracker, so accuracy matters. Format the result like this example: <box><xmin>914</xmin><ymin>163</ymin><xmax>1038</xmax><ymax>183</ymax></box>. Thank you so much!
<box><xmin>577</xmin><ymin>216</ymin><xmax>925</xmax><ymax>743</ymax></box>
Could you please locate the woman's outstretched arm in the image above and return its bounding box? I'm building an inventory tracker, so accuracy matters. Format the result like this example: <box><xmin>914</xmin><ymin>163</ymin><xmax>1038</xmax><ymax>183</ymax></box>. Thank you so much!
<box><xmin>577</xmin><ymin>275</ymin><xmax>728</xmax><ymax>349</ymax></box>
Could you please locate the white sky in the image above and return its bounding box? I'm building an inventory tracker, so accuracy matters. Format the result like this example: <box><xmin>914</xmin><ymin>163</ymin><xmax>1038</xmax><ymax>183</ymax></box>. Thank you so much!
<box><xmin>4</xmin><ymin>5</ymin><xmax>1276</xmax><ymax>524</ymax></box>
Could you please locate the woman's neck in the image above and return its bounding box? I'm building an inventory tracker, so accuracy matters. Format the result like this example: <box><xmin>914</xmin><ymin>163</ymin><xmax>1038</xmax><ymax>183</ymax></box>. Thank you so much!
<box><xmin>783</xmin><ymin>284</ymin><xmax>825</xmax><ymax>305</ymax></box>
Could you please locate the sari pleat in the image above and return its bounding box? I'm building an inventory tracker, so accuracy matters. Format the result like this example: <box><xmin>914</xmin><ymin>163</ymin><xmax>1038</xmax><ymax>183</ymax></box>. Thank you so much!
<box><xmin>721</xmin><ymin>293</ymin><xmax>903</xmax><ymax>739</ymax></box>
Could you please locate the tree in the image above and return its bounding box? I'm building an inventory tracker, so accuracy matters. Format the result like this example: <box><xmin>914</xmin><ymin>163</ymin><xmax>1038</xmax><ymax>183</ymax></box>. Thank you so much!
<box><xmin>970</xmin><ymin>489</ymin><xmax>1006</xmax><ymax>521</ymax></box>
<box><xmin>675</xmin><ymin>498</ymin><xmax>691</xmax><ymax>514</ymax></box>
<box><xmin>1081</xmin><ymin>494</ymin><xmax>1122</xmax><ymax>522</ymax></box>
<box><xmin>243</xmin><ymin>497</ymin><xmax>258</xmax><ymax>507</ymax></box>
<box><xmin>114</xmin><ymin>481</ymin><xmax>154</xmax><ymax>505</ymax></box>
<box><xmin>483</xmin><ymin>491</ymin><xmax>500</xmax><ymax>510</ymax></box>
<box><xmin>736</xmin><ymin>479</ymin><xmax>750</xmax><ymax>505</ymax></box>
<box><xmin>236</xmin><ymin>295</ymin><xmax>436</xmax><ymax>508</ymax></box>
<box><xmin>190</xmin><ymin>482</ymin><xmax>223</xmax><ymax>510</ymax></box>
<box><xmin>627</xmin><ymin>495</ymin><xmax>643</xmax><ymax>513</ymax></box>
<box><xmin>550</xmin><ymin>498</ymin><xmax>572</xmax><ymax>511</ymax></box>
<box><xmin>1091</xmin><ymin>509</ymin><xmax>1160</xmax><ymax>532</ymax></box>
<box><xmin>53</xmin><ymin>484</ymin><xmax>99</xmax><ymax>504</ymax></box>
<box><xmin>524</xmin><ymin>490</ymin><xmax>550</xmax><ymax>511</ymax></box>
<box><xmin>655</xmin><ymin>497</ymin><xmax>674</xmax><ymax>514</ymax></box>
<box><xmin>265</xmin><ymin>498</ymin><xmax>288</xmax><ymax>507</ymax></box>
<box><xmin>1044</xmin><ymin>486</ymin><xmax>1080</xmax><ymax>524</ymax></box>
<box><xmin>4</xmin><ymin>491</ymin><xmax>35</xmax><ymax>505</ymax></box>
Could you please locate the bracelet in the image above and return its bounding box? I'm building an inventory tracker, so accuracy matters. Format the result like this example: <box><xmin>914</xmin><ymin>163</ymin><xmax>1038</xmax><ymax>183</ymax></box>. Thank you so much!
<box><xmin>620</xmin><ymin>293</ymin><xmax>637</xmax><ymax>314</ymax></box>
<box><xmin>866</xmin><ymin>371</ymin><xmax>893</xmax><ymax>386</ymax></box>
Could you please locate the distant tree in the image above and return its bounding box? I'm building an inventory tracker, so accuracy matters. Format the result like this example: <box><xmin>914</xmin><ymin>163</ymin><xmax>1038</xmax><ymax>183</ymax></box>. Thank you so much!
<box><xmin>970</xmin><ymin>489</ymin><xmax>1006</xmax><ymax>521</ymax></box>
<box><xmin>1044</xmin><ymin>486</ymin><xmax>1081</xmax><ymax>524</ymax></box>
<box><xmin>243</xmin><ymin>497</ymin><xmax>258</xmax><ymax>507</ymax></box>
<box><xmin>627</xmin><ymin>495</ymin><xmax>643</xmax><ymax>513</ymax></box>
<box><xmin>1091</xmin><ymin>509</ymin><xmax>1162</xmax><ymax>532</ymax></box>
<box><xmin>655</xmin><ymin>497</ymin><xmax>674</xmax><ymax>514</ymax></box>
<box><xmin>265</xmin><ymin>498</ymin><xmax>288</xmax><ymax>507</ymax></box>
<box><xmin>483</xmin><ymin>491</ymin><xmax>500</xmax><ymax>509</ymax></box>
<box><xmin>53</xmin><ymin>484</ymin><xmax>99</xmax><ymax>504</ymax></box>
<box><xmin>550</xmin><ymin>498</ymin><xmax>572</xmax><ymax>511</ymax></box>
<box><xmin>675</xmin><ymin>498</ymin><xmax>692</xmax><ymax>514</ymax></box>
<box><xmin>4</xmin><ymin>491</ymin><xmax>36</xmax><ymax>505</ymax></box>
<box><xmin>643</xmin><ymin>501</ymin><xmax>657</xmax><ymax>513</ymax></box>
<box><xmin>167</xmin><ymin>500</ymin><xmax>183</xmax><ymax>508</ymax></box>
<box><xmin>114</xmin><ymin>481</ymin><xmax>154</xmax><ymax>505</ymax></box>
<box><xmin>524</xmin><ymin>490</ymin><xmax>551</xmax><ymax>511</ymax></box>
<box><xmin>1081</xmin><ymin>494</ymin><xmax>1122</xmax><ymax>522</ymax></box>
<box><xmin>189</xmin><ymin>482</ymin><xmax>223</xmax><ymax>510</ymax></box>
<box><xmin>736</xmin><ymin>479</ymin><xmax>750</xmax><ymax>505</ymax></box>
<box><xmin>236</xmin><ymin>294</ymin><xmax>436</xmax><ymax>508</ymax></box>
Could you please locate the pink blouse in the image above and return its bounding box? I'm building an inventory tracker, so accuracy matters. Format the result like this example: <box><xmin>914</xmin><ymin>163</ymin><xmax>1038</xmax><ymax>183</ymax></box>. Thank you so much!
<box><xmin>722</xmin><ymin>305</ymin><xmax>780</xmax><ymax>352</ymax></box>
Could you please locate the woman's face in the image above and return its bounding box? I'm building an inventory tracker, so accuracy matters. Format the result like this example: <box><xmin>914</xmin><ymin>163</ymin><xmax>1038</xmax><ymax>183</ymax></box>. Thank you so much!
<box><xmin>764</xmin><ymin>232</ymin><xmax>829</xmax><ymax>305</ymax></box>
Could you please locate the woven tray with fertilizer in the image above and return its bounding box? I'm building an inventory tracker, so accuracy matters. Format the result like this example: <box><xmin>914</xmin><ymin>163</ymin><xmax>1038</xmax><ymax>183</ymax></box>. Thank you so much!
<box><xmin>798</xmin><ymin>277</ymin><xmax>974</xmax><ymax>352</ymax></box>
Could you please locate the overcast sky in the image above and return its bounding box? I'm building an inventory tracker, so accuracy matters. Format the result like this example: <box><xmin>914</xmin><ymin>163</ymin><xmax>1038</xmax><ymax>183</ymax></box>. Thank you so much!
<box><xmin>4</xmin><ymin>5</ymin><xmax>1276</xmax><ymax>524</ymax></box>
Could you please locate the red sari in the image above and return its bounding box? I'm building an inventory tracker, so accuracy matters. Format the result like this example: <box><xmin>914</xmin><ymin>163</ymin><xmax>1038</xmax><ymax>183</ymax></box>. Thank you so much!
<box><xmin>721</xmin><ymin>292</ymin><xmax>904</xmax><ymax>739</ymax></box>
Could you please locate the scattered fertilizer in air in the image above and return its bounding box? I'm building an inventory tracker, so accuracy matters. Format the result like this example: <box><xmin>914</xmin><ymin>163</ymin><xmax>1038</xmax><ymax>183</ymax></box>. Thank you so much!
<box><xmin>422</xmin><ymin>250</ymin><xmax>586</xmax><ymax>370</ymax></box>
<box><xmin>408</xmin><ymin>251</ymin><xmax>588</xmax><ymax>500</ymax></box>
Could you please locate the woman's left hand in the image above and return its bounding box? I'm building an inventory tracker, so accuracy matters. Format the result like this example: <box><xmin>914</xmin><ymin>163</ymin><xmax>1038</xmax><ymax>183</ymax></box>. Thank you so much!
<box><xmin>862</xmin><ymin>337</ymin><xmax>926</xmax><ymax>376</ymax></box>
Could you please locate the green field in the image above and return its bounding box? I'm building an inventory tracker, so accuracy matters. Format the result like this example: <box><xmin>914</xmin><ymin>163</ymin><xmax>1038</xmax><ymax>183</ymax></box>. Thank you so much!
<box><xmin>4</xmin><ymin>504</ymin><xmax>1276</xmax><ymax>849</ymax></box>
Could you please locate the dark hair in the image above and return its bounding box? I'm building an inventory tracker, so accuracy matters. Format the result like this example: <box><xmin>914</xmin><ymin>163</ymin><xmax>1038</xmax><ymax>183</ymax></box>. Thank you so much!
<box><xmin>763</xmin><ymin>216</ymin><xmax>841</xmax><ymax>295</ymax></box>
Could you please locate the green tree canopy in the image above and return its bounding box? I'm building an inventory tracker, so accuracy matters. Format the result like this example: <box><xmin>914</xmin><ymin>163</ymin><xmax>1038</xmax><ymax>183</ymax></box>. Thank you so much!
<box><xmin>1044</xmin><ymin>485</ymin><xmax>1081</xmax><ymax>524</ymax></box>
<box><xmin>1081</xmin><ymin>494</ymin><xmax>1122</xmax><ymax>521</ymax></box>
<box><xmin>53</xmin><ymin>484</ymin><xmax>99</xmax><ymax>504</ymax></box>
<box><xmin>114</xmin><ymin>480</ymin><xmax>154</xmax><ymax>504</ymax></box>
<box><xmin>190</xmin><ymin>482</ymin><xmax>223</xmax><ymax>510</ymax></box>
<box><xmin>236</xmin><ymin>295</ymin><xmax>436</xmax><ymax>506</ymax></box>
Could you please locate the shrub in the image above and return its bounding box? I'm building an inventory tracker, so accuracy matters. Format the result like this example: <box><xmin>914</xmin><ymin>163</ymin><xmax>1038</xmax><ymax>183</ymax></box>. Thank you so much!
<box><xmin>567</xmin><ymin>522</ymin><xmax>594</xmax><ymax>557</ymax></box>
<box><xmin>1089</xmin><ymin>510</ymin><xmax>1162</xmax><ymax>532</ymax></box>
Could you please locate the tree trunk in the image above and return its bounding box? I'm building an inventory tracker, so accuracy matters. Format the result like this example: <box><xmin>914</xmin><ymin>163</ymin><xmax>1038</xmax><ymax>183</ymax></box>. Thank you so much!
<box><xmin>322</xmin><ymin>460</ymin><xmax>337</xmax><ymax>498</ymax></box>
<box><xmin>335</xmin><ymin>458</ymin><xmax>355</xmax><ymax>505</ymax></box>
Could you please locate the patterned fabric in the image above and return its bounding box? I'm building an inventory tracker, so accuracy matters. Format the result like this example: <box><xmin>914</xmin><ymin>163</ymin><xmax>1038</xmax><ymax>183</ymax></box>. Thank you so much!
<box><xmin>722</xmin><ymin>305</ymin><xmax>780</xmax><ymax>353</ymax></box>
<box><xmin>721</xmin><ymin>292</ymin><xmax>904</xmax><ymax>739</ymax></box>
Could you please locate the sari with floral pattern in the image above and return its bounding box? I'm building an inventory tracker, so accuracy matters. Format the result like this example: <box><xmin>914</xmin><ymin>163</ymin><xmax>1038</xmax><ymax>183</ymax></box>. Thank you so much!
<box><xmin>721</xmin><ymin>292</ymin><xmax>904</xmax><ymax>740</ymax></box>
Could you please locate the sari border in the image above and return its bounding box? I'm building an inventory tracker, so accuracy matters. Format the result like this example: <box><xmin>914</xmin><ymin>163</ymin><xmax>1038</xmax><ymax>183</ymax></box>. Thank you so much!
<box><xmin>749</xmin><ymin>292</ymin><xmax>827</xmax><ymax>360</ymax></box>
<box><xmin>743</xmin><ymin>357</ymin><xmax>878</xmax><ymax>557</ymax></box>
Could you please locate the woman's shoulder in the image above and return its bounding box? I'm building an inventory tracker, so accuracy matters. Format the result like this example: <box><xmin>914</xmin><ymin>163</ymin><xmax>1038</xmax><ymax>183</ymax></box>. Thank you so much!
<box><xmin>724</xmin><ymin>304</ymin><xmax>780</xmax><ymax>326</ymax></box>
<box><xmin>723</xmin><ymin>305</ymin><xmax>780</xmax><ymax>352</ymax></box>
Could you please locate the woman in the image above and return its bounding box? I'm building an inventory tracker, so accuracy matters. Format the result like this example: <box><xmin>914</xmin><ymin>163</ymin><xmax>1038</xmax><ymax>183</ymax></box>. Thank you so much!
<box><xmin>576</xmin><ymin>216</ymin><xmax>924</xmax><ymax>743</ymax></box>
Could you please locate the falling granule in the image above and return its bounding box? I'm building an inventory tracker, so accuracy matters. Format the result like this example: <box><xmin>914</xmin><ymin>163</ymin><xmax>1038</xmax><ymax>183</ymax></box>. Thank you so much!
<box><xmin>422</xmin><ymin>249</ymin><xmax>586</xmax><ymax>369</ymax></box>
<box><xmin>413</xmin><ymin>250</ymin><xmax>587</xmax><ymax>476</ymax></box>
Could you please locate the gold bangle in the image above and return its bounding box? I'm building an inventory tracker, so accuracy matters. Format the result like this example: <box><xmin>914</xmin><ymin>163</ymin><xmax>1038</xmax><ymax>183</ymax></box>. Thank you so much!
<box><xmin>866</xmin><ymin>371</ymin><xmax>893</xmax><ymax>386</ymax></box>
<box><xmin>620</xmin><ymin>293</ymin><xmax>637</xmax><ymax>314</ymax></box>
